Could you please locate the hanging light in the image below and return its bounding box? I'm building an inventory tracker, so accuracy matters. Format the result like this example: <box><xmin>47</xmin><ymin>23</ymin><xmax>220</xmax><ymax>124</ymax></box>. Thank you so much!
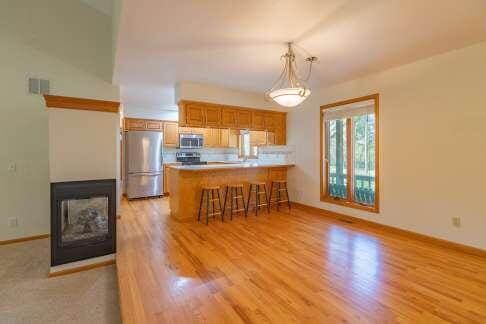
<box><xmin>265</xmin><ymin>42</ymin><xmax>317</xmax><ymax>107</ymax></box>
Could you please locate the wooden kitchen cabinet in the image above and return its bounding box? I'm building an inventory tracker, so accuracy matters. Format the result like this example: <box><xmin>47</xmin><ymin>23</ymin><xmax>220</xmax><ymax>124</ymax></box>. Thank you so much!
<box><xmin>203</xmin><ymin>128</ymin><xmax>220</xmax><ymax>147</ymax></box>
<box><xmin>266</xmin><ymin>132</ymin><xmax>276</xmax><ymax>145</ymax></box>
<box><xmin>250</xmin><ymin>130</ymin><xmax>268</xmax><ymax>147</ymax></box>
<box><xmin>124</xmin><ymin>118</ymin><xmax>163</xmax><ymax>131</ymax></box>
<box><xmin>185</xmin><ymin>103</ymin><xmax>206</xmax><ymax>127</ymax></box>
<box><xmin>178</xmin><ymin>100</ymin><xmax>287</xmax><ymax>141</ymax></box>
<box><xmin>205</xmin><ymin>105</ymin><xmax>222</xmax><ymax>127</ymax></box>
<box><xmin>251</xmin><ymin>111</ymin><xmax>265</xmax><ymax>130</ymax></box>
<box><xmin>221</xmin><ymin>109</ymin><xmax>237</xmax><ymax>128</ymax></box>
<box><xmin>236</xmin><ymin>109</ymin><xmax>252</xmax><ymax>129</ymax></box>
<box><xmin>163</xmin><ymin>122</ymin><xmax>179</xmax><ymax>147</ymax></box>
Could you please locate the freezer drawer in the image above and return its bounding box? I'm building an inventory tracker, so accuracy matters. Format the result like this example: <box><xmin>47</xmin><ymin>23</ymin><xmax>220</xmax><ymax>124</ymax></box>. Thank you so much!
<box><xmin>127</xmin><ymin>173</ymin><xmax>163</xmax><ymax>199</ymax></box>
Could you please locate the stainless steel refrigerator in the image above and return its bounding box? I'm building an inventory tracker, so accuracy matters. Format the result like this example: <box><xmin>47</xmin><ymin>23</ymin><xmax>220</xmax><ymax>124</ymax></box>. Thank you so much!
<box><xmin>126</xmin><ymin>131</ymin><xmax>163</xmax><ymax>199</ymax></box>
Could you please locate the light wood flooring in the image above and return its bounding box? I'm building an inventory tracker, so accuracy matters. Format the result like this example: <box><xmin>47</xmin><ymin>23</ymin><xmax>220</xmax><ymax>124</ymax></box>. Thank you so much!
<box><xmin>117</xmin><ymin>198</ymin><xmax>486</xmax><ymax>323</ymax></box>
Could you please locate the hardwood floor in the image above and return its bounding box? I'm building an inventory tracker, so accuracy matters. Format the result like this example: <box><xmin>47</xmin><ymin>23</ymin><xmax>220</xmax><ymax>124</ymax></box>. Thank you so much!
<box><xmin>117</xmin><ymin>198</ymin><xmax>486</xmax><ymax>323</ymax></box>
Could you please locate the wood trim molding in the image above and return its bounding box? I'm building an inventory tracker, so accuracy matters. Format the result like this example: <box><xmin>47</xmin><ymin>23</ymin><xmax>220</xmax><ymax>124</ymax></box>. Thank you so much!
<box><xmin>291</xmin><ymin>202</ymin><xmax>486</xmax><ymax>258</ymax></box>
<box><xmin>320</xmin><ymin>93</ymin><xmax>380</xmax><ymax>213</ymax></box>
<box><xmin>43</xmin><ymin>95</ymin><xmax>120</xmax><ymax>113</ymax></box>
<box><xmin>0</xmin><ymin>234</ymin><xmax>50</xmax><ymax>246</ymax></box>
<box><xmin>48</xmin><ymin>259</ymin><xmax>115</xmax><ymax>278</ymax></box>
<box><xmin>178</xmin><ymin>99</ymin><xmax>287</xmax><ymax>116</ymax></box>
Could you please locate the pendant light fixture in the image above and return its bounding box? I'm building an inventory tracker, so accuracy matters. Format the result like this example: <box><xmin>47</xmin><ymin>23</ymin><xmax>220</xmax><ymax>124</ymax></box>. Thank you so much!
<box><xmin>265</xmin><ymin>42</ymin><xmax>317</xmax><ymax>107</ymax></box>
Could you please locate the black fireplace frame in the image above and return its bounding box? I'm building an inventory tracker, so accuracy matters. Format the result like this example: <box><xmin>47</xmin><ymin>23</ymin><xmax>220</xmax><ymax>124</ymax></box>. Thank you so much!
<box><xmin>50</xmin><ymin>179</ymin><xmax>116</xmax><ymax>266</ymax></box>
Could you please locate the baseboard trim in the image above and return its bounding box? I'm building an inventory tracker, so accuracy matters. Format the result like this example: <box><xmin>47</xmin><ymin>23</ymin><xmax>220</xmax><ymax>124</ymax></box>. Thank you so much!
<box><xmin>0</xmin><ymin>234</ymin><xmax>50</xmax><ymax>246</ymax></box>
<box><xmin>48</xmin><ymin>259</ymin><xmax>115</xmax><ymax>278</ymax></box>
<box><xmin>291</xmin><ymin>202</ymin><xmax>486</xmax><ymax>258</ymax></box>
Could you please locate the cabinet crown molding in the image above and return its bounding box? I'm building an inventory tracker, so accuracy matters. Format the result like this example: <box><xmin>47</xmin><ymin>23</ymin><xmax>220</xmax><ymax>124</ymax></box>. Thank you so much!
<box><xmin>43</xmin><ymin>95</ymin><xmax>120</xmax><ymax>113</ymax></box>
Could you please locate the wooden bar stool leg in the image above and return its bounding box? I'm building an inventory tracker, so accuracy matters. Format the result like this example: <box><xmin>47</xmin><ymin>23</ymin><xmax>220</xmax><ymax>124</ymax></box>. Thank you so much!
<box><xmin>211</xmin><ymin>189</ymin><xmax>216</xmax><ymax>221</ymax></box>
<box><xmin>217</xmin><ymin>188</ymin><xmax>224</xmax><ymax>222</ymax></box>
<box><xmin>198</xmin><ymin>188</ymin><xmax>205</xmax><ymax>222</ymax></box>
<box><xmin>277</xmin><ymin>182</ymin><xmax>281</xmax><ymax>211</ymax></box>
<box><xmin>239</xmin><ymin>187</ymin><xmax>247</xmax><ymax>217</ymax></box>
<box><xmin>230</xmin><ymin>187</ymin><xmax>234</xmax><ymax>220</ymax></box>
<box><xmin>285</xmin><ymin>182</ymin><xmax>291</xmax><ymax>210</ymax></box>
<box><xmin>269</xmin><ymin>182</ymin><xmax>274</xmax><ymax>212</ymax></box>
<box><xmin>263</xmin><ymin>184</ymin><xmax>270</xmax><ymax>213</ymax></box>
<box><xmin>255</xmin><ymin>185</ymin><xmax>259</xmax><ymax>216</ymax></box>
<box><xmin>222</xmin><ymin>186</ymin><xmax>229</xmax><ymax>218</ymax></box>
<box><xmin>235</xmin><ymin>187</ymin><xmax>240</xmax><ymax>216</ymax></box>
<box><xmin>246</xmin><ymin>184</ymin><xmax>252</xmax><ymax>216</ymax></box>
<box><xmin>206</xmin><ymin>189</ymin><xmax>210</xmax><ymax>225</ymax></box>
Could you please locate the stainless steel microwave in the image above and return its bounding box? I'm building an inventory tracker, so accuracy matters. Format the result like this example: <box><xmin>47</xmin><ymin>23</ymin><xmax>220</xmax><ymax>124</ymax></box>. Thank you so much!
<box><xmin>179</xmin><ymin>133</ymin><xmax>204</xmax><ymax>149</ymax></box>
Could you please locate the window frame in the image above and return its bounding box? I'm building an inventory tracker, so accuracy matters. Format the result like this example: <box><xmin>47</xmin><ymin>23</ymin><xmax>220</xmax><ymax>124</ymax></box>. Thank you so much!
<box><xmin>320</xmin><ymin>93</ymin><xmax>380</xmax><ymax>213</ymax></box>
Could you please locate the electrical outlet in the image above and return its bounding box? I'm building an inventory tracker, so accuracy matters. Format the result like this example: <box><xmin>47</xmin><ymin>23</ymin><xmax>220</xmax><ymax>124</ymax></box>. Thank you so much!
<box><xmin>8</xmin><ymin>162</ymin><xmax>16</xmax><ymax>172</ymax></box>
<box><xmin>452</xmin><ymin>217</ymin><xmax>461</xmax><ymax>228</ymax></box>
<box><xmin>8</xmin><ymin>217</ymin><xmax>18</xmax><ymax>228</ymax></box>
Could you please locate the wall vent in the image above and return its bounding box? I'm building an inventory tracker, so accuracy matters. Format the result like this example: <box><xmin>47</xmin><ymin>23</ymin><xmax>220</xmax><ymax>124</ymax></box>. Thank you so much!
<box><xmin>28</xmin><ymin>78</ymin><xmax>50</xmax><ymax>95</ymax></box>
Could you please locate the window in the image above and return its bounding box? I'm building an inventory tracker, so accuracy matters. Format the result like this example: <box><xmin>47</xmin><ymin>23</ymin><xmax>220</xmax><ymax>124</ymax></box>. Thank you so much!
<box><xmin>239</xmin><ymin>130</ymin><xmax>261</xmax><ymax>159</ymax></box>
<box><xmin>320</xmin><ymin>94</ymin><xmax>379</xmax><ymax>212</ymax></box>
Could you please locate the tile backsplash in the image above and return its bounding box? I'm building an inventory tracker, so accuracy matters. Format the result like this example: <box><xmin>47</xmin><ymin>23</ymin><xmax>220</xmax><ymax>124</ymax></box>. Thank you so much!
<box><xmin>163</xmin><ymin>145</ymin><xmax>295</xmax><ymax>164</ymax></box>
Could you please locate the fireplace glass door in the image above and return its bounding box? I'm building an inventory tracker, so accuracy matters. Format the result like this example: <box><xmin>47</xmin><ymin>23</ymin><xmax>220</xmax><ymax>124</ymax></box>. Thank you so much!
<box><xmin>60</xmin><ymin>196</ymin><xmax>109</xmax><ymax>247</ymax></box>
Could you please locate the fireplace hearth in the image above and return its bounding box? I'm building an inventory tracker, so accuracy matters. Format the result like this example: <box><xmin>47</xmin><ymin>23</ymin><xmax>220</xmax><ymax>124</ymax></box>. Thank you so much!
<box><xmin>51</xmin><ymin>179</ymin><xmax>116</xmax><ymax>266</ymax></box>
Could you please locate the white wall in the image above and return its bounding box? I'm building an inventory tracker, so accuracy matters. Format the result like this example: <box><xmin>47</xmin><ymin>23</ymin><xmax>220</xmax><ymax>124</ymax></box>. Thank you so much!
<box><xmin>176</xmin><ymin>81</ymin><xmax>283</xmax><ymax>111</ymax></box>
<box><xmin>0</xmin><ymin>0</ymin><xmax>119</xmax><ymax>241</ymax></box>
<box><xmin>49</xmin><ymin>109</ymin><xmax>119</xmax><ymax>182</ymax></box>
<box><xmin>288</xmin><ymin>41</ymin><xmax>486</xmax><ymax>249</ymax></box>
<box><xmin>124</xmin><ymin>107</ymin><xmax>178</xmax><ymax>121</ymax></box>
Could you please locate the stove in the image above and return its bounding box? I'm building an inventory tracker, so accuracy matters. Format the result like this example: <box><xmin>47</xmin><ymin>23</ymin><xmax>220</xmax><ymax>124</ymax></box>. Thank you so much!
<box><xmin>176</xmin><ymin>152</ymin><xmax>204</xmax><ymax>164</ymax></box>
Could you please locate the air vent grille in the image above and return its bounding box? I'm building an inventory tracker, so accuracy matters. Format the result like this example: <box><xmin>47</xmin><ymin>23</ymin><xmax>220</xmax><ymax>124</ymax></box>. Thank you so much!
<box><xmin>28</xmin><ymin>78</ymin><xmax>50</xmax><ymax>95</ymax></box>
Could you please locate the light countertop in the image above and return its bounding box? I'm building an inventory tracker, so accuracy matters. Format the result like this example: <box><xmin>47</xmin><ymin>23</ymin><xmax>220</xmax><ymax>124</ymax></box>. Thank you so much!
<box><xmin>167</xmin><ymin>162</ymin><xmax>295</xmax><ymax>171</ymax></box>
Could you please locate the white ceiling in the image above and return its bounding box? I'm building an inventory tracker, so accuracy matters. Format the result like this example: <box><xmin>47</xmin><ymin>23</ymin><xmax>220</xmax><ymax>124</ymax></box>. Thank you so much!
<box><xmin>114</xmin><ymin>0</ymin><xmax>486</xmax><ymax>109</ymax></box>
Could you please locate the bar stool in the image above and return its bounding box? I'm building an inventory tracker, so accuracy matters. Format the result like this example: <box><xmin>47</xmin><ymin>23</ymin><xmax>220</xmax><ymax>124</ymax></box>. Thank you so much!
<box><xmin>198</xmin><ymin>186</ymin><xmax>223</xmax><ymax>225</ymax></box>
<box><xmin>223</xmin><ymin>184</ymin><xmax>246</xmax><ymax>220</ymax></box>
<box><xmin>269</xmin><ymin>180</ymin><xmax>291</xmax><ymax>211</ymax></box>
<box><xmin>246</xmin><ymin>182</ymin><xmax>270</xmax><ymax>216</ymax></box>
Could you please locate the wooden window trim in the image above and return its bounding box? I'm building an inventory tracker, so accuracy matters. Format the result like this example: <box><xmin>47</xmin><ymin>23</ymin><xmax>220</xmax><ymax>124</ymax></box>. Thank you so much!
<box><xmin>320</xmin><ymin>93</ymin><xmax>380</xmax><ymax>213</ymax></box>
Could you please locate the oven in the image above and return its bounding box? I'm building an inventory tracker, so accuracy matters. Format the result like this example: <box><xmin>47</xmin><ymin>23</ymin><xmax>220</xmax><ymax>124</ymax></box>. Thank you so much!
<box><xmin>179</xmin><ymin>133</ymin><xmax>204</xmax><ymax>149</ymax></box>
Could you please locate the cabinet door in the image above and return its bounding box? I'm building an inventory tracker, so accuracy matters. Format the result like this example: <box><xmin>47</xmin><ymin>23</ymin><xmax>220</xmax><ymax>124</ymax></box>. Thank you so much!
<box><xmin>274</xmin><ymin>113</ymin><xmax>286</xmax><ymax>145</ymax></box>
<box><xmin>203</xmin><ymin>128</ymin><xmax>220</xmax><ymax>147</ymax></box>
<box><xmin>205</xmin><ymin>106</ymin><xmax>222</xmax><ymax>127</ymax></box>
<box><xmin>163</xmin><ymin>122</ymin><xmax>179</xmax><ymax>147</ymax></box>
<box><xmin>125</xmin><ymin>118</ymin><xmax>146</xmax><ymax>131</ymax></box>
<box><xmin>237</xmin><ymin>110</ymin><xmax>252</xmax><ymax>129</ymax></box>
<box><xmin>251</xmin><ymin>111</ymin><xmax>265</xmax><ymax>130</ymax></box>
<box><xmin>266</xmin><ymin>132</ymin><xmax>276</xmax><ymax>145</ymax></box>
<box><xmin>250</xmin><ymin>130</ymin><xmax>267</xmax><ymax>146</ymax></box>
<box><xmin>221</xmin><ymin>109</ymin><xmax>237</xmax><ymax>128</ymax></box>
<box><xmin>229</xmin><ymin>129</ymin><xmax>239</xmax><ymax>148</ymax></box>
<box><xmin>146</xmin><ymin>120</ymin><xmax>163</xmax><ymax>131</ymax></box>
<box><xmin>220</xmin><ymin>129</ymin><xmax>229</xmax><ymax>147</ymax></box>
<box><xmin>185</xmin><ymin>103</ymin><xmax>206</xmax><ymax>127</ymax></box>
<box><xmin>264</xmin><ymin>113</ymin><xmax>276</xmax><ymax>132</ymax></box>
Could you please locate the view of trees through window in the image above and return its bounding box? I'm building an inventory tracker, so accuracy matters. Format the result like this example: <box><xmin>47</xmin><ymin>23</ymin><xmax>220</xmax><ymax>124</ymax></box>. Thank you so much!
<box><xmin>324</xmin><ymin>100</ymin><xmax>377</xmax><ymax>208</ymax></box>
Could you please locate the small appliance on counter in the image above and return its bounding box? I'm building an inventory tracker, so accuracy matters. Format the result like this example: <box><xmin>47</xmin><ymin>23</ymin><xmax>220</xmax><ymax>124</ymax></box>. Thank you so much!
<box><xmin>179</xmin><ymin>133</ymin><xmax>204</xmax><ymax>149</ymax></box>
<box><xmin>176</xmin><ymin>152</ymin><xmax>208</xmax><ymax>165</ymax></box>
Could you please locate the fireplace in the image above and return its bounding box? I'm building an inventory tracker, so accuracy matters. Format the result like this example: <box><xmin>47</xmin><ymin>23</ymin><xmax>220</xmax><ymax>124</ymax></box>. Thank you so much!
<box><xmin>51</xmin><ymin>179</ymin><xmax>116</xmax><ymax>266</ymax></box>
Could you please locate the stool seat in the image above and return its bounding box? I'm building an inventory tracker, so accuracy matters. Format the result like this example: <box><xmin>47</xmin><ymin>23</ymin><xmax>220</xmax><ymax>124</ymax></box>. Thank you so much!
<box><xmin>250</xmin><ymin>181</ymin><xmax>266</xmax><ymax>185</ymax></box>
<box><xmin>272</xmin><ymin>180</ymin><xmax>287</xmax><ymax>183</ymax></box>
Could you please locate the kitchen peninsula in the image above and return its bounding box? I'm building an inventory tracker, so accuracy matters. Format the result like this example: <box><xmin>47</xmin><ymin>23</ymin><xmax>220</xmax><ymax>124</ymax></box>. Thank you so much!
<box><xmin>168</xmin><ymin>162</ymin><xmax>294</xmax><ymax>220</ymax></box>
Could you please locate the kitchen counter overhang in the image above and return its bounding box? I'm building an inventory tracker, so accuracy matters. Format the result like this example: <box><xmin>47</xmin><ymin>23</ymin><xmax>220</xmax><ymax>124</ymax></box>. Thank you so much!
<box><xmin>167</xmin><ymin>163</ymin><xmax>294</xmax><ymax>220</ymax></box>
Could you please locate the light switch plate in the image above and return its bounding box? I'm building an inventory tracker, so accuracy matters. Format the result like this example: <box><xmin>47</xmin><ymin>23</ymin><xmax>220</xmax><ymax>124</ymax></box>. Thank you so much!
<box><xmin>8</xmin><ymin>162</ymin><xmax>16</xmax><ymax>172</ymax></box>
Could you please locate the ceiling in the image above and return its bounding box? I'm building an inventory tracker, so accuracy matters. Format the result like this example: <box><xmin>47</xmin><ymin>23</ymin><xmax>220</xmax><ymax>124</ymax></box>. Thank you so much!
<box><xmin>114</xmin><ymin>0</ymin><xmax>486</xmax><ymax>109</ymax></box>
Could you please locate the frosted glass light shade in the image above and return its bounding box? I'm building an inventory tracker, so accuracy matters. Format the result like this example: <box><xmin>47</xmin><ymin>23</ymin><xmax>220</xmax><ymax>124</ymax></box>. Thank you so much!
<box><xmin>268</xmin><ymin>87</ymin><xmax>311</xmax><ymax>107</ymax></box>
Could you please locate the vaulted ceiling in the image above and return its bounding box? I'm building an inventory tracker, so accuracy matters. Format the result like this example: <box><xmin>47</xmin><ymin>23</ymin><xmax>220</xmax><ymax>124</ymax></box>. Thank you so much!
<box><xmin>114</xmin><ymin>0</ymin><xmax>486</xmax><ymax>108</ymax></box>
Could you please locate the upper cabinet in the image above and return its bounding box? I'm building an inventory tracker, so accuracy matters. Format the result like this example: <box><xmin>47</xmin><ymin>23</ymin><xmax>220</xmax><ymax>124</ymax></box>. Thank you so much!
<box><xmin>163</xmin><ymin>122</ymin><xmax>179</xmax><ymax>147</ymax></box>
<box><xmin>205</xmin><ymin>105</ymin><xmax>222</xmax><ymax>127</ymax></box>
<box><xmin>179</xmin><ymin>100</ymin><xmax>286</xmax><ymax>133</ymax></box>
<box><xmin>124</xmin><ymin>118</ymin><xmax>163</xmax><ymax>131</ymax></box>
<box><xmin>236</xmin><ymin>110</ymin><xmax>252</xmax><ymax>129</ymax></box>
<box><xmin>185</xmin><ymin>102</ymin><xmax>206</xmax><ymax>127</ymax></box>
<box><xmin>251</xmin><ymin>111</ymin><xmax>265</xmax><ymax>130</ymax></box>
<box><xmin>221</xmin><ymin>109</ymin><xmax>237</xmax><ymax>128</ymax></box>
